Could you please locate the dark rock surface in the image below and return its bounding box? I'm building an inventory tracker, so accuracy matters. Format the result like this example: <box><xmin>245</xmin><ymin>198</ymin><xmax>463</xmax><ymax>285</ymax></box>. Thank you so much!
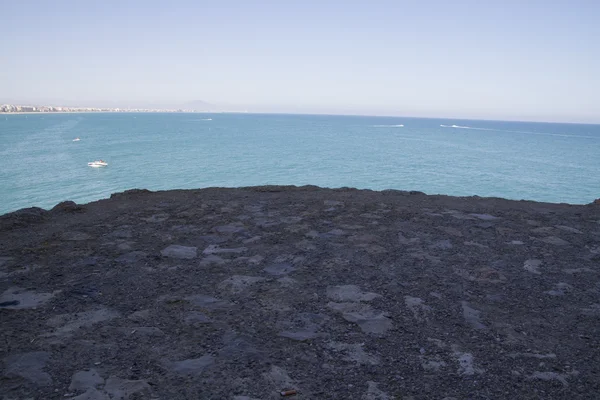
<box><xmin>1</xmin><ymin>185</ymin><xmax>599</xmax><ymax>399</ymax></box>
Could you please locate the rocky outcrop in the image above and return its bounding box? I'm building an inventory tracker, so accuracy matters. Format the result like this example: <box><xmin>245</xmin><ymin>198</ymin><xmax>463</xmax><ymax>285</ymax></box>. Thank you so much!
<box><xmin>1</xmin><ymin>186</ymin><xmax>599</xmax><ymax>399</ymax></box>
<box><xmin>0</xmin><ymin>207</ymin><xmax>48</xmax><ymax>230</ymax></box>
<box><xmin>51</xmin><ymin>201</ymin><xmax>85</xmax><ymax>213</ymax></box>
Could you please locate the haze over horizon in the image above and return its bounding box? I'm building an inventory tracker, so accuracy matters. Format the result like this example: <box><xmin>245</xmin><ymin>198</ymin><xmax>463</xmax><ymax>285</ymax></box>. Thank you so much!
<box><xmin>1</xmin><ymin>1</ymin><xmax>599</xmax><ymax>123</ymax></box>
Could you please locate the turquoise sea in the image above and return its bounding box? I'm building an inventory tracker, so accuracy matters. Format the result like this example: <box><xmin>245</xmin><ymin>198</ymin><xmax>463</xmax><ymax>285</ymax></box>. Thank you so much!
<box><xmin>1</xmin><ymin>112</ymin><xmax>599</xmax><ymax>214</ymax></box>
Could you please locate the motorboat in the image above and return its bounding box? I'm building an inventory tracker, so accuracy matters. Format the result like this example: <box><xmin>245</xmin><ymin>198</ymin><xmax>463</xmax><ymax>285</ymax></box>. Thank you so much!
<box><xmin>88</xmin><ymin>160</ymin><xmax>108</xmax><ymax>167</ymax></box>
<box><xmin>73</xmin><ymin>137</ymin><xmax>81</xmax><ymax>141</ymax></box>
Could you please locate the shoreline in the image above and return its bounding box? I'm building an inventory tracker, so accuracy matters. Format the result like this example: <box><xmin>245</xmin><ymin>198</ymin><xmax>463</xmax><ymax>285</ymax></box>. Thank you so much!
<box><xmin>2</xmin><ymin>185</ymin><xmax>598</xmax><ymax>218</ymax></box>
<box><xmin>2</xmin><ymin>185</ymin><xmax>599</xmax><ymax>217</ymax></box>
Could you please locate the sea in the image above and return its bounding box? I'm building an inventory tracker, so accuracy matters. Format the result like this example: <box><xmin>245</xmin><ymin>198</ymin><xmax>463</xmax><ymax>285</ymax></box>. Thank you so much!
<box><xmin>1</xmin><ymin>112</ymin><xmax>599</xmax><ymax>215</ymax></box>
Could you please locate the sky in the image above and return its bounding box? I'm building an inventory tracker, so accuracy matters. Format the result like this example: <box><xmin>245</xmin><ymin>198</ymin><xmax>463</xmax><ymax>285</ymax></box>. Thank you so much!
<box><xmin>1</xmin><ymin>0</ymin><xmax>599</xmax><ymax>123</ymax></box>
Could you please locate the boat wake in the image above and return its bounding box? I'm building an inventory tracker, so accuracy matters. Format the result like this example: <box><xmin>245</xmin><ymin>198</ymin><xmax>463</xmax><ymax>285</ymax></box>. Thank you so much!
<box><xmin>440</xmin><ymin>124</ymin><xmax>596</xmax><ymax>139</ymax></box>
<box><xmin>373</xmin><ymin>124</ymin><xmax>404</xmax><ymax>127</ymax></box>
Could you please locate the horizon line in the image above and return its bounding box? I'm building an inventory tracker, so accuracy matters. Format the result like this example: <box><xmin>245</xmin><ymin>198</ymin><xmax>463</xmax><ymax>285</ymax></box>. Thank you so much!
<box><xmin>2</xmin><ymin>108</ymin><xmax>599</xmax><ymax>126</ymax></box>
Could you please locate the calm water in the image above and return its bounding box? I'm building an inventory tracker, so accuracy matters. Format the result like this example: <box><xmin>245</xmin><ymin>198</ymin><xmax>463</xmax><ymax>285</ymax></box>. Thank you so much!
<box><xmin>1</xmin><ymin>112</ymin><xmax>599</xmax><ymax>214</ymax></box>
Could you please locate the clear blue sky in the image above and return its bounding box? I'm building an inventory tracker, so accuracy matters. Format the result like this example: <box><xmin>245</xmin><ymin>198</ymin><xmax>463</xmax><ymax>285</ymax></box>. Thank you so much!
<box><xmin>1</xmin><ymin>0</ymin><xmax>599</xmax><ymax>122</ymax></box>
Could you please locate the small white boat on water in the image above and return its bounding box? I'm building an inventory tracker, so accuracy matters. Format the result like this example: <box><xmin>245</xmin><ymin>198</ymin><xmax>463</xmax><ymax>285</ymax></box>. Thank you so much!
<box><xmin>73</xmin><ymin>137</ymin><xmax>81</xmax><ymax>142</ymax></box>
<box><xmin>88</xmin><ymin>160</ymin><xmax>108</xmax><ymax>167</ymax></box>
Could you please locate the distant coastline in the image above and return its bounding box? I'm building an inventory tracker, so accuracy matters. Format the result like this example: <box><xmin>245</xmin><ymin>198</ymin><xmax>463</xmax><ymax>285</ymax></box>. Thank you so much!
<box><xmin>0</xmin><ymin>102</ymin><xmax>251</xmax><ymax>115</ymax></box>
<box><xmin>0</xmin><ymin>108</ymin><xmax>205</xmax><ymax>114</ymax></box>
<box><xmin>0</xmin><ymin>110</ymin><xmax>204</xmax><ymax>115</ymax></box>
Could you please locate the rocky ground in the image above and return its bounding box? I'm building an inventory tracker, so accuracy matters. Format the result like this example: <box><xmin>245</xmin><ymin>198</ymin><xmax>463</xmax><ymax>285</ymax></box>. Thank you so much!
<box><xmin>1</xmin><ymin>186</ymin><xmax>599</xmax><ymax>400</ymax></box>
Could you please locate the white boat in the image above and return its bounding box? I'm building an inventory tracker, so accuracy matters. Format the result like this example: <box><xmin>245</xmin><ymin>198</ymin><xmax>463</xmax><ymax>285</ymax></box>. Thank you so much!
<box><xmin>88</xmin><ymin>160</ymin><xmax>108</xmax><ymax>167</ymax></box>
<box><xmin>73</xmin><ymin>137</ymin><xmax>81</xmax><ymax>142</ymax></box>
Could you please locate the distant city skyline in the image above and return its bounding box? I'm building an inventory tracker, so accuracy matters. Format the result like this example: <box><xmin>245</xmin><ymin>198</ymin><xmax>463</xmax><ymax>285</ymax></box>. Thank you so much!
<box><xmin>1</xmin><ymin>1</ymin><xmax>599</xmax><ymax>123</ymax></box>
<box><xmin>0</xmin><ymin>103</ymin><xmax>212</xmax><ymax>113</ymax></box>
